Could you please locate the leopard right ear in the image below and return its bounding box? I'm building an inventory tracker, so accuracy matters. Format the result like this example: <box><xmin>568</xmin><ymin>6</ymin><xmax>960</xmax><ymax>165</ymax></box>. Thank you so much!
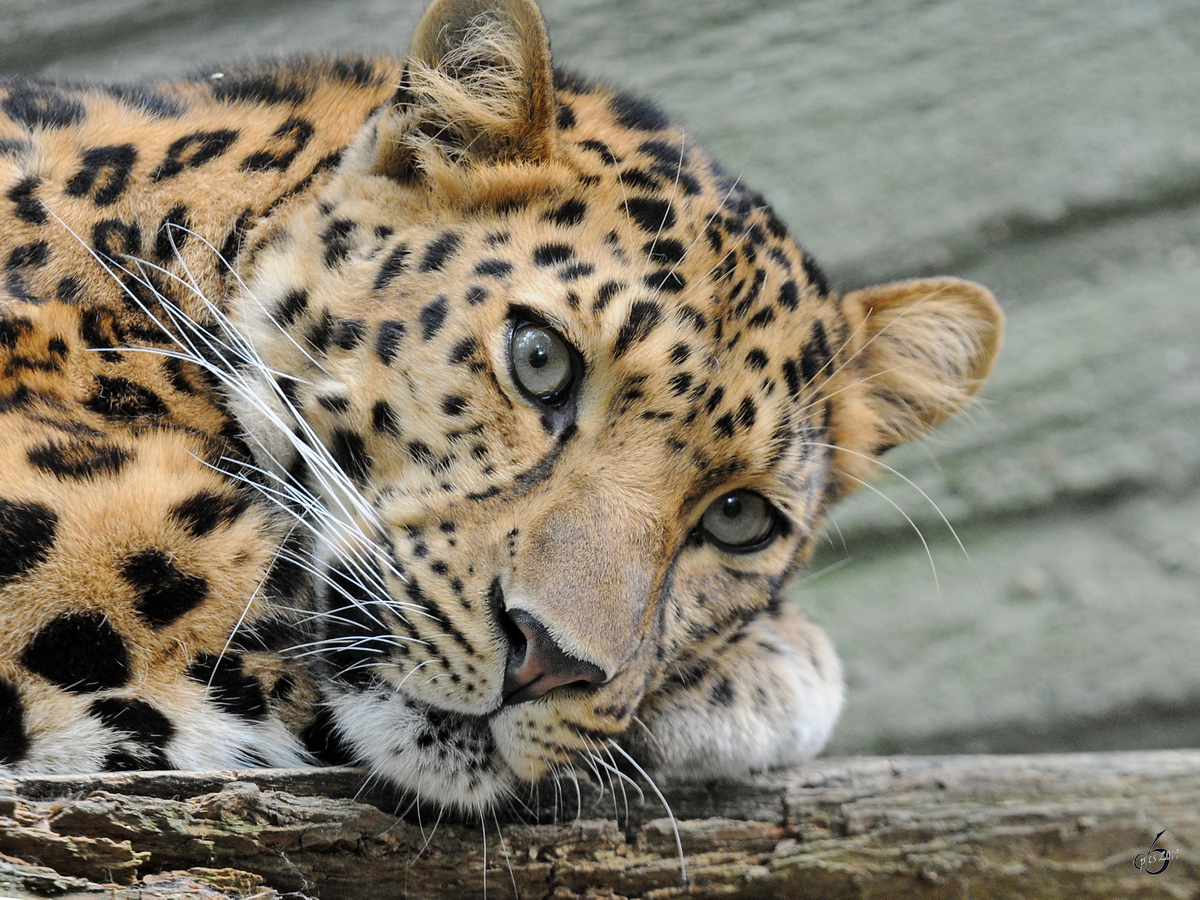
<box><xmin>827</xmin><ymin>276</ymin><xmax>1003</xmax><ymax>496</ymax></box>
<box><xmin>357</xmin><ymin>0</ymin><xmax>556</xmax><ymax>181</ymax></box>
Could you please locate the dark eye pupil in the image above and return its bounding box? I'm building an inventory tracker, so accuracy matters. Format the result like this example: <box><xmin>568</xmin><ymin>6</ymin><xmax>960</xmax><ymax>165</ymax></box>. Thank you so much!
<box><xmin>722</xmin><ymin>495</ymin><xmax>743</xmax><ymax>519</ymax></box>
<box><xmin>529</xmin><ymin>347</ymin><xmax>549</xmax><ymax>369</ymax></box>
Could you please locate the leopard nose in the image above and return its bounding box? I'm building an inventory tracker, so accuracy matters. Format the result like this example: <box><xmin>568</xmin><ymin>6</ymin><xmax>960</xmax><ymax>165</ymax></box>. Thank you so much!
<box><xmin>500</xmin><ymin>607</ymin><xmax>605</xmax><ymax>706</ymax></box>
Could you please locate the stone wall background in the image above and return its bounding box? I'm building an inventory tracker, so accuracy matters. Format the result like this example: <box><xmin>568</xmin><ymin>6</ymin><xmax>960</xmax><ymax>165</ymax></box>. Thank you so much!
<box><xmin>5</xmin><ymin>0</ymin><xmax>1197</xmax><ymax>756</ymax></box>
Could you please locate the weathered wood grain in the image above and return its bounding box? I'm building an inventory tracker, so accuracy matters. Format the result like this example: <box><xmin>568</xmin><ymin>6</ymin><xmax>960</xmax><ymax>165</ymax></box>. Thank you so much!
<box><xmin>3</xmin><ymin>752</ymin><xmax>1196</xmax><ymax>899</ymax></box>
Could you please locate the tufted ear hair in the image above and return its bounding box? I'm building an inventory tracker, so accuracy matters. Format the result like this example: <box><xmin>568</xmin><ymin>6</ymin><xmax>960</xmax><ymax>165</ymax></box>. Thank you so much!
<box><xmin>831</xmin><ymin>277</ymin><xmax>1003</xmax><ymax>490</ymax></box>
<box><xmin>366</xmin><ymin>0</ymin><xmax>556</xmax><ymax>180</ymax></box>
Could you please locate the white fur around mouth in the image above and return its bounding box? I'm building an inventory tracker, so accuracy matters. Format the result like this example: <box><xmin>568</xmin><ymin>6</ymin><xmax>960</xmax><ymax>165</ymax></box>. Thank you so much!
<box><xmin>326</xmin><ymin>686</ymin><xmax>518</xmax><ymax>811</ymax></box>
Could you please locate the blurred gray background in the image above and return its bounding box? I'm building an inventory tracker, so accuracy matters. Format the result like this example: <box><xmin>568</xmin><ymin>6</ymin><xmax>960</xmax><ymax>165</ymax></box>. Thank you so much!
<box><xmin>5</xmin><ymin>0</ymin><xmax>1197</xmax><ymax>757</ymax></box>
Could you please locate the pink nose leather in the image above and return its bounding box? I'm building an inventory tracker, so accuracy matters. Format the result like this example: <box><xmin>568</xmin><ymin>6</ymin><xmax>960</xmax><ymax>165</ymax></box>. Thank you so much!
<box><xmin>501</xmin><ymin>608</ymin><xmax>605</xmax><ymax>705</ymax></box>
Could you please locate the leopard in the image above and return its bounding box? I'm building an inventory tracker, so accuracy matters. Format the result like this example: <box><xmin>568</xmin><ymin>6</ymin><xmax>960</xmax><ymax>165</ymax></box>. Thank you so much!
<box><xmin>0</xmin><ymin>0</ymin><xmax>1002</xmax><ymax>812</ymax></box>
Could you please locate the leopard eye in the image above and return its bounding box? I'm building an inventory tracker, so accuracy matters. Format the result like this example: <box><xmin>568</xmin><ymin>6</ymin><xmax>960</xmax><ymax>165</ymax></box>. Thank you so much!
<box><xmin>700</xmin><ymin>490</ymin><xmax>778</xmax><ymax>552</ymax></box>
<box><xmin>510</xmin><ymin>323</ymin><xmax>574</xmax><ymax>403</ymax></box>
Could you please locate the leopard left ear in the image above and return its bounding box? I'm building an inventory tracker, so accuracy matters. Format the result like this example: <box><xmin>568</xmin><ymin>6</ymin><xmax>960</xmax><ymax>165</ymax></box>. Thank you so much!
<box><xmin>831</xmin><ymin>276</ymin><xmax>1002</xmax><ymax>488</ymax></box>
<box><xmin>361</xmin><ymin>0</ymin><xmax>556</xmax><ymax>180</ymax></box>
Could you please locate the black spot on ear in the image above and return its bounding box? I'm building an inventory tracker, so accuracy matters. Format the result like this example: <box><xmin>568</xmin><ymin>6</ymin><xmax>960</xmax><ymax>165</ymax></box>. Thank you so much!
<box><xmin>22</xmin><ymin>612</ymin><xmax>130</xmax><ymax>692</ymax></box>
<box><xmin>556</xmin><ymin>103</ymin><xmax>577</xmax><ymax>130</ymax></box>
<box><xmin>151</xmin><ymin>129</ymin><xmax>239</xmax><ymax>181</ymax></box>
<box><xmin>8</xmin><ymin>175</ymin><xmax>47</xmax><ymax>224</ymax></box>
<box><xmin>170</xmin><ymin>491</ymin><xmax>249</xmax><ymax>537</ymax></box>
<box><xmin>613</xmin><ymin>300</ymin><xmax>663</xmax><ymax>358</ymax></box>
<box><xmin>0</xmin><ymin>498</ymin><xmax>58</xmax><ymax>583</ymax></box>
<box><xmin>27</xmin><ymin>439</ymin><xmax>132</xmax><ymax>481</ymax></box>
<box><xmin>240</xmin><ymin>117</ymin><xmax>314</xmax><ymax>172</ymax></box>
<box><xmin>419</xmin><ymin>296</ymin><xmax>448</xmax><ymax>340</ymax></box>
<box><xmin>2</xmin><ymin>82</ymin><xmax>85</xmax><ymax>129</ymax></box>
<box><xmin>623</xmin><ymin>197</ymin><xmax>675</xmax><ymax>232</ymax></box>
<box><xmin>85</xmin><ymin>375</ymin><xmax>167</xmax><ymax>419</ymax></box>
<box><xmin>186</xmin><ymin>653</ymin><xmax>267</xmax><ymax>720</ymax></box>
<box><xmin>65</xmin><ymin>144</ymin><xmax>138</xmax><ymax>206</ymax></box>
<box><xmin>121</xmin><ymin>549</ymin><xmax>210</xmax><ymax>629</ymax></box>
<box><xmin>0</xmin><ymin>677</ymin><xmax>28</xmax><ymax>764</ymax></box>
<box><xmin>419</xmin><ymin>232</ymin><xmax>461</xmax><ymax>272</ymax></box>
<box><xmin>330</xmin><ymin>428</ymin><xmax>372</xmax><ymax>484</ymax></box>
<box><xmin>89</xmin><ymin>698</ymin><xmax>174</xmax><ymax>769</ymax></box>
<box><xmin>273</xmin><ymin>288</ymin><xmax>309</xmax><ymax>326</ymax></box>
<box><xmin>373</xmin><ymin>243</ymin><xmax>410</xmax><ymax>291</ymax></box>
<box><xmin>610</xmin><ymin>91</ymin><xmax>669</xmax><ymax>131</ymax></box>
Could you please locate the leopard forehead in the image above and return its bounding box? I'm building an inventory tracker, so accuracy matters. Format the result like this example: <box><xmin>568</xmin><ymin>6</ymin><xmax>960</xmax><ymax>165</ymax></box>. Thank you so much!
<box><xmin>238</xmin><ymin>79</ymin><xmax>840</xmax><ymax>518</ymax></box>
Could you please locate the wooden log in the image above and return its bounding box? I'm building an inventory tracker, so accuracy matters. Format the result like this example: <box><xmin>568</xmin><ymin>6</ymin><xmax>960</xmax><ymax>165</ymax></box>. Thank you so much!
<box><xmin>2</xmin><ymin>750</ymin><xmax>1197</xmax><ymax>899</ymax></box>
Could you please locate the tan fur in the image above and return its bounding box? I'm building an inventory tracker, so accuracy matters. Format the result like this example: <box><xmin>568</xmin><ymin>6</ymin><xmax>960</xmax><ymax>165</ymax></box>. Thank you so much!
<box><xmin>0</xmin><ymin>0</ymin><xmax>1001</xmax><ymax>806</ymax></box>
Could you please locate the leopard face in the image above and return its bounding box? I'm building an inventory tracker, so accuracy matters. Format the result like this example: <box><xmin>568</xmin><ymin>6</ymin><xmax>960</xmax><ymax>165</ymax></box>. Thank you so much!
<box><xmin>0</xmin><ymin>0</ymin><xmax>1001</xmax><ymax>808</ymax></box>
<box><xmin>224</xmin><ymin>0</ymin><xmax>1003</xmax><ymax>807</ymax></box>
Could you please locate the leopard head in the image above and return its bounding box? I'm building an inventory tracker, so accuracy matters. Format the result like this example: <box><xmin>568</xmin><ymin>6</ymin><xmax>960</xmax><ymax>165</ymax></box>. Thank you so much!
<box><xmin>228</xmin><ymin>0</ymin><xmax>1002</xmax><ymax>809</ymax></box>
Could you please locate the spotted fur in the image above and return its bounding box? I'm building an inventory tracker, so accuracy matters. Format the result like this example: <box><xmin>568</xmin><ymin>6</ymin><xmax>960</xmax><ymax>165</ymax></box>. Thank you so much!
<box><xmin>0</xmin><ymin>0</ymin><xmax>1002</xmax><ymax>809</ymax></box>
